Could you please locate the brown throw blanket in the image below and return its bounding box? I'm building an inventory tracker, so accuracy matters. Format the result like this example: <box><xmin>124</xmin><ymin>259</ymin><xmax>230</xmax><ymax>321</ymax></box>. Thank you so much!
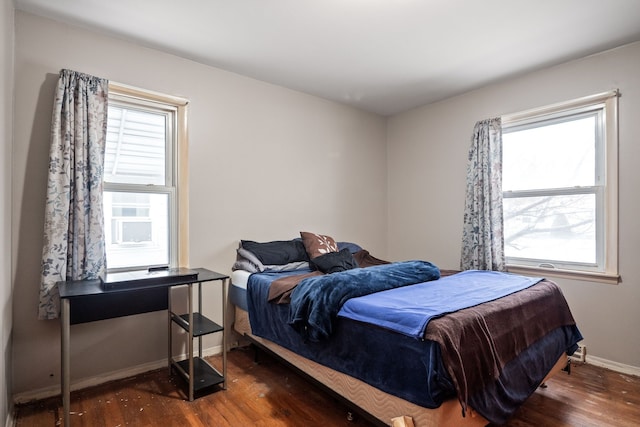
<box><xmin>267</xmin><ymin>249</ymin><xmax>389</xmax><ymax>304</ymax></box>
<box><xmin>423</xmin><ymin>279</ymin><xmax>575</xmax><ymax>416</ymax></box>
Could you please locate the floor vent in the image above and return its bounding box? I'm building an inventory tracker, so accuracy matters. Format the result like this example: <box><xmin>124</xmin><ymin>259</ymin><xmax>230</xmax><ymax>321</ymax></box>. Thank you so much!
<box><xmin>569</xmin><ymin>344</ymin><xmax>586</xmax><ymax>363</ymax></box>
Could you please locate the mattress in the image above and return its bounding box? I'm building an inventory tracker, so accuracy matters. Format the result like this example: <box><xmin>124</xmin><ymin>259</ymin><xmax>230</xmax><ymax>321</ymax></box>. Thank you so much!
<box><xmin>230</xmin><ymin>270</ymin><xmax>251</xmax><ymax>311</ymax></box>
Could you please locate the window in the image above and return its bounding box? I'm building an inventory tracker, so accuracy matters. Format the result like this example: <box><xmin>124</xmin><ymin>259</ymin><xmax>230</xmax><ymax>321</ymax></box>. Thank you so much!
<box><xmin>502</xmin><ymin>91</ymin><xmax>618</xmax><ymax>282</ymax></box>
<box><xmin>104</xmin><ymin>84</ymin><xmax>188</xmax><ymax>271</ymax></box>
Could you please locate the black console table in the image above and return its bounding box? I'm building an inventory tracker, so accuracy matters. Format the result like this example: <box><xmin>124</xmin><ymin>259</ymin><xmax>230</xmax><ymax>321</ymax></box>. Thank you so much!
<box><xmin>59</xmin><ymin>268</ymin><xmax>229</xmax><ymax>426</ymax></box>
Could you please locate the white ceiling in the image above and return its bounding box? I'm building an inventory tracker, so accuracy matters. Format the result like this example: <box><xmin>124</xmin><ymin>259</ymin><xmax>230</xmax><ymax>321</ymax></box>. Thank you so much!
<box><xmin>14</xmin><ymin>0</ymin><xmax>640</xmax><ymax>116</ymax></box>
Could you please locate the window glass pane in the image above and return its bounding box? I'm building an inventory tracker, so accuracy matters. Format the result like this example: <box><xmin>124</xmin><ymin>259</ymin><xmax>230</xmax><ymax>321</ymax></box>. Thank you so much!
<box><xmin>104</xmin><ymin>191</ymin><xmax>169</xmax><ymax>269</ymax></box>
<box><xmin>504</xmin><ymin>194</ymin><xmax>596</xmax><ymax>264</ymax></box>
<box><xmin>503</xmin><ymin>115</ymin><xmax>596</xmax><ymax>192</ymax></box>
<box><xmin>104</xmin><ymin>105</ymin><xmax>166</xmax><ymax>185</ymax></box>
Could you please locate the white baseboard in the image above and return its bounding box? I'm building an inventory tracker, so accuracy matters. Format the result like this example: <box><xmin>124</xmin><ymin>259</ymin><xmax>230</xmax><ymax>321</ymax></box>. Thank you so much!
<box><xmin>586</xmin><ymin>355</ymin><xmax>640</xmax><ymax>377</ymax></box>
<box><xmin>12</xmin><ymin>345</ymin><xmax>222</xmax><ymax>405</ymax></box>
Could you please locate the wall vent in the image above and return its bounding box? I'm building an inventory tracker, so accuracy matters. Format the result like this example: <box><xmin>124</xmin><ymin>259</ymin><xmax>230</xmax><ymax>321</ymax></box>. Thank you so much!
<box><xmin>569</xmin><ymin>344</ymin><xmax>586</xmax><ymax>363</ymax></box>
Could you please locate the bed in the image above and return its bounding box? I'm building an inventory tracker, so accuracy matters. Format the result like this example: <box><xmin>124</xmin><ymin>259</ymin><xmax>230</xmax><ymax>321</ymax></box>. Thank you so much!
<box><xmin>229</xmin><ymin>233</ymin><xmax>582</xmax><ymax>426</ymax></box>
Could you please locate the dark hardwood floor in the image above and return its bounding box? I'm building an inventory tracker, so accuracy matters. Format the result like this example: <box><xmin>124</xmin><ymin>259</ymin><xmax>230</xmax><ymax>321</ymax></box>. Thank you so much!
<box><xmin>14</xmin><ymin>347</ymin><xmax>640</xmax><ymax>426</ymax></box>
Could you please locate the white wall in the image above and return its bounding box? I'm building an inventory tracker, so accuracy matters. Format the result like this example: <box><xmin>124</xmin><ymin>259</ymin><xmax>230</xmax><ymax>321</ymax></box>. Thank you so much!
<box><xmin>1</xmin><ymin>0</ymin><xmax>14</xmax><ymax>423</ymax></box>
<box><xmin>388</xmin><ymin>42</ymin><xmax>640</xmax><ymax>370</ymax></box>
<box><xmin>12</xmin><ymin>11</ymin><xmax>387</xmax><ymax>396</ymax></box>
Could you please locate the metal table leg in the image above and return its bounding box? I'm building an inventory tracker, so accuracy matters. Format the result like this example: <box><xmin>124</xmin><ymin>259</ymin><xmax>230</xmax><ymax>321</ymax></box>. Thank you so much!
<box><xmin>61</xmin><ymin>298</ymin><xmax>70</xmax><ymax>426</ymax></box>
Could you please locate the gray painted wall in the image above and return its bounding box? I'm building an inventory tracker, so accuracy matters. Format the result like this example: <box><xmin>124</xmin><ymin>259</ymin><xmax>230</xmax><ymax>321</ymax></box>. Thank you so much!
<box><xmin>388</xmin><ymin>41</ymin><xmax>640</xmax><ymax>370</ymax></box>
<box><xmin>12</xmin><ymin>11</ymin><xmax>387</xmax><ymax>396</ymax></box>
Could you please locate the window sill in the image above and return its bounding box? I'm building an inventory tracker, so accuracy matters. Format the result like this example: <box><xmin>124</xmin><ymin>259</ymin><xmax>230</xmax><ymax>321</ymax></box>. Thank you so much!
<box><xmin>506</xmin><ymin>265</ymin><xmax>620</xmax><ymax>285</ymax></box>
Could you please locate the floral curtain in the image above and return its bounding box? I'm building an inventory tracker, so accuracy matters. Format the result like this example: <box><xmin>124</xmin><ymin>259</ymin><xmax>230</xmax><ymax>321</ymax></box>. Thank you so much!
<box><xmin>460</xmin><ymin>117</ymin><xmax>505</xmax><ymax>271</ymax></box>
<box><xmin>38</xmin><ymin>69</ymin><xmax>109</xmax><ymax>320</ymax></box>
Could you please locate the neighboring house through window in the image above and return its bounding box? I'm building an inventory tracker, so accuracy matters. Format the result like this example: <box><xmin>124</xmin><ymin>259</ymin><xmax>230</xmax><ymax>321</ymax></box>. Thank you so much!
<box><xmin>104</xmin><ymin>83</ymin><xmax>188</xmax><ymax>271</ymax></box>
<box><xmin>502</xmin><ymin>91</ymin><xmax>618</xmax><ymax>283</ymax></box>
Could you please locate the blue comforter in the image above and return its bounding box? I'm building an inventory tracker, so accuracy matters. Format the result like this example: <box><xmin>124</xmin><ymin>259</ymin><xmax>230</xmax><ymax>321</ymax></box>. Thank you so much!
<box><xmin>338</xmin><ymin>270</ymin><xmax>543</xmax><ymax>339</ymax></box>
<box><xmin>288</xmin><ymin>260</ymin><xmax>440</xmax><ymax>342</ymax></box>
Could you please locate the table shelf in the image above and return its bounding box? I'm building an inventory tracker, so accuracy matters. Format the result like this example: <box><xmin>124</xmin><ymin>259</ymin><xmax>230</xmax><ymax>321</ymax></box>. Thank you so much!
<box><xmin>171</xmin><ymin>312</ymin><xmax>223</xmax><ymax>337</ymax></box>
<box><xmin>171</xmin><ymin>357</ymin><xmax>225</xmax><ymax>394</ymax></box>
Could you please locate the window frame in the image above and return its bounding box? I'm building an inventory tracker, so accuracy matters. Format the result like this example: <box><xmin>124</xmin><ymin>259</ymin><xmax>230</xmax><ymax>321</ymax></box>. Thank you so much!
<box><xmin>105</xmin><ymin>83</ymin><xmax>189</xmax><ymax>272</ymax></box>
<box><xmin>502</xmin><ymin>91</ymin><xmax>619</xmax><ymax>284</ymax></box>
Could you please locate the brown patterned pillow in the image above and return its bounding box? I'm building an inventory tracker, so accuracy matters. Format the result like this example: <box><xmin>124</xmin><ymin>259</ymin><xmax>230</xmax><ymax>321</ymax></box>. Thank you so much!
<box><xmin>300</xmin><ymin>231</ymin><xmax>339</xmax><ymax>259</ymax></box>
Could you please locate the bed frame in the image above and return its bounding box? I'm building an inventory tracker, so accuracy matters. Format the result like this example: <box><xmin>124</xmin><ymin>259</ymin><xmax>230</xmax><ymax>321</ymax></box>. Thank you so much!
<box><xmin>233</xmin><ymin>307</ymin><xmax>568</xmax><ymax>427</ymax></box>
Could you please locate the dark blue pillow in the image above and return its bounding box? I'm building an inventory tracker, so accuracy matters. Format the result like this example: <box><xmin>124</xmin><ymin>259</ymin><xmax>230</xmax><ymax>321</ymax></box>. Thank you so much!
<box><xmin>337</xmin><ymin>241</ymin><xmax>363</xmax><ymax>254</ymax></box>
<box><xmin>311</xmin><ymin>248</ymin><xmax>358</xmax><ymax>274</ymax></box>
<box><xmin>241</xmin><ymin>239</ymin><xmax>309</xmax><ymax>265</ymax></box>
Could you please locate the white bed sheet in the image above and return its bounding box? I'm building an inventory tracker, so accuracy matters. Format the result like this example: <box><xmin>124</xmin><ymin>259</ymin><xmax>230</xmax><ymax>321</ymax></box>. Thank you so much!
<box><xmin>231</xmin><ymin>270</ymin><xmax>251</xmax><ymax>289</ymax></box>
